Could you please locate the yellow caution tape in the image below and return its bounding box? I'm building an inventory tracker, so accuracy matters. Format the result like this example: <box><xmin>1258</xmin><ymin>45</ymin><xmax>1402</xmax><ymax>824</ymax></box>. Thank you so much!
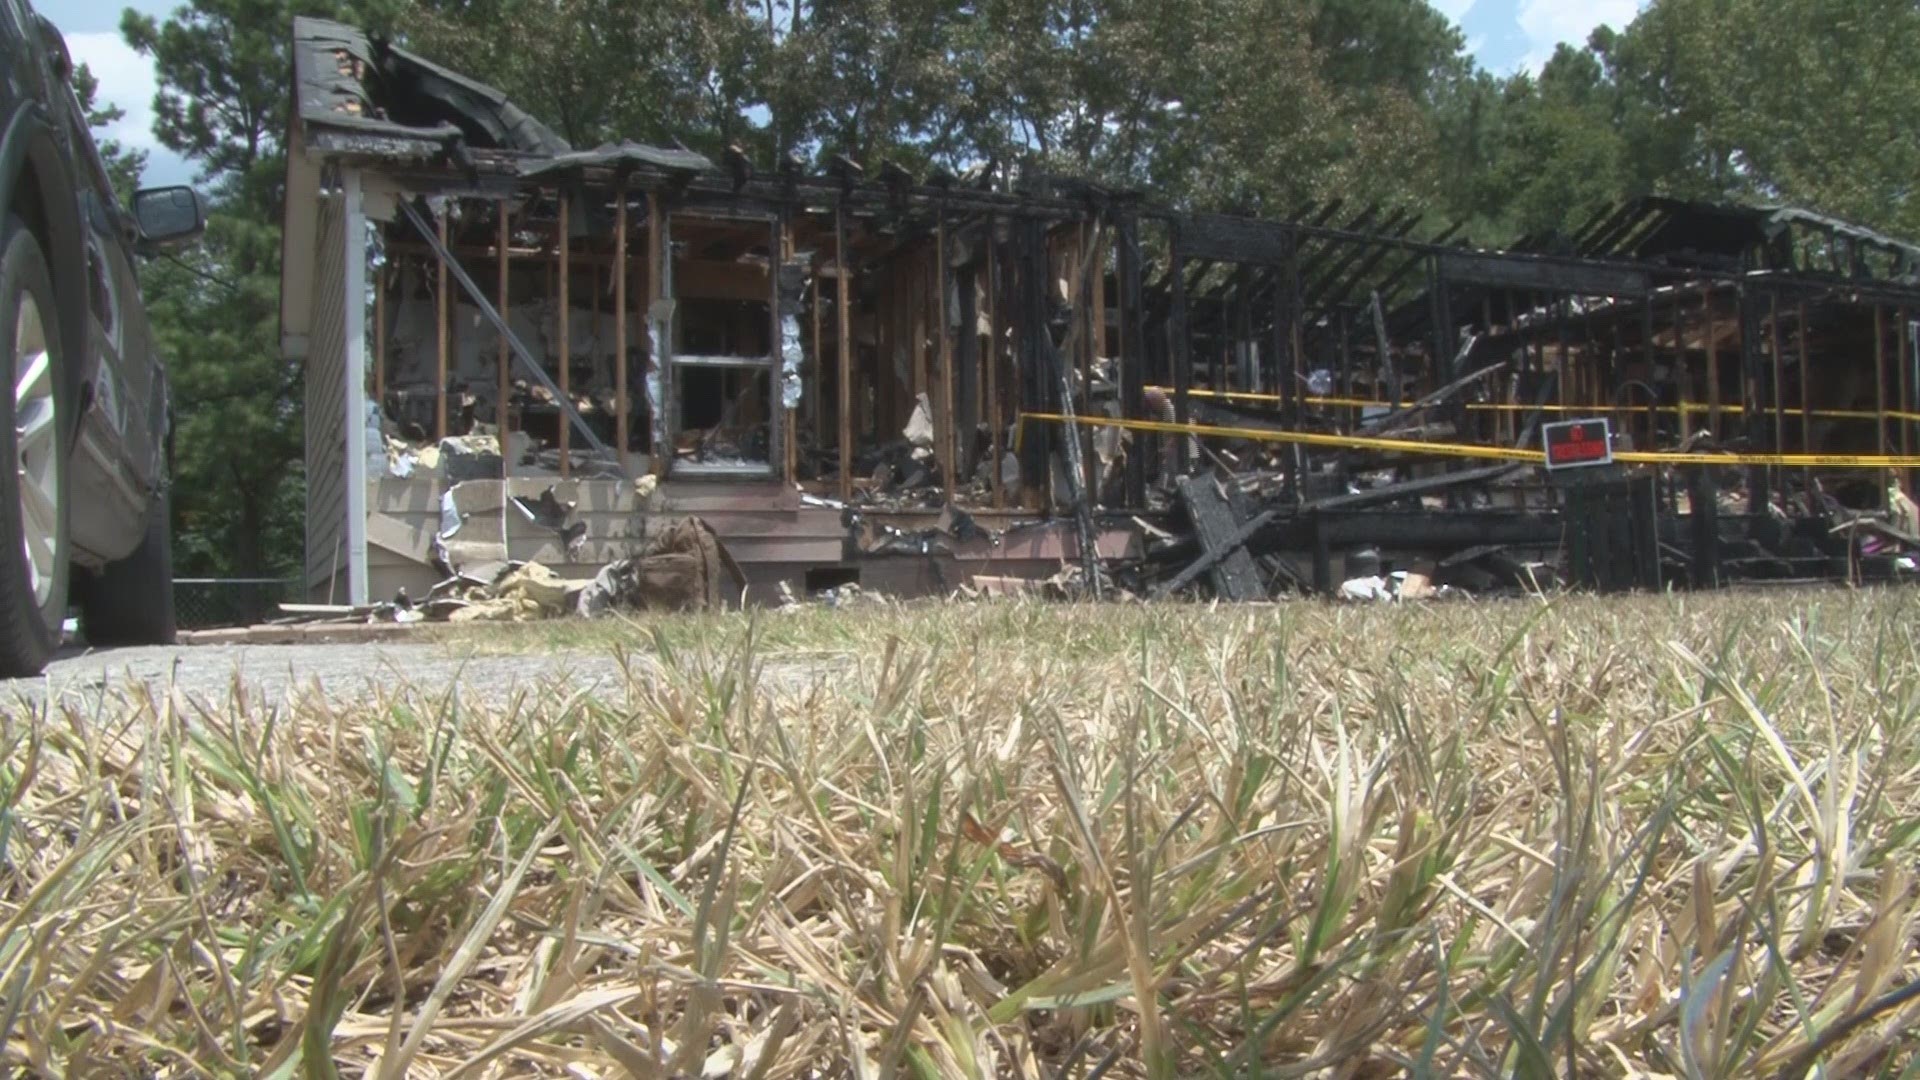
<box><xmin>1155</xmin><ymin>387</ymin><xmax>1409</xmax><ymax>408</ymax></box>
<box><xmin>1022</xmin><ymin>412</ymin><xmax>1538</xmax><ymax>462</ymax></box>
<box><xmin>1462</xmin><ymin>402</ymin><xmax>1920</xmax><ymax>423</ymax></box>
<box><xmin>1615</xmin><ymin>450</ymin><xmax>1920</xmax><ymax>467</ymax></box>
<box><xmin>1019</xmin><ymin>411</ymin><xmax>1920</xmax><ymax>470</ymax></box>
<box><xmin>1151</xmin><ymin>386</ymin><xmax>1920</xmax><ymax>424</ymax></box>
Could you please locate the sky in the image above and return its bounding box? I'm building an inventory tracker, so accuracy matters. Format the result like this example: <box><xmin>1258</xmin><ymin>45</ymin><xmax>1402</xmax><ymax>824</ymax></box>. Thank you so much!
<box><xmin>47</xmin><ymin>0</ymin><xmax>1651</xmax><ymax>193</ymax></box>
<box><xmin>46</xmin><ymin>0</ymin><xmax>192</xmax><ymax>186</ymax></box>
<box><xmin>1429</xmin><ymin>0</ymin><xmax>1651</xmax><ymax>74</ymax></box>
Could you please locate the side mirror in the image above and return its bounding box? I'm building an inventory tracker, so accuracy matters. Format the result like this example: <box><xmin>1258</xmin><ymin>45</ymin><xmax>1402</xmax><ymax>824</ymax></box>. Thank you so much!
<box><xmin>132</xmin><ymin>186</ymin><xmax>205</xmax><ymax>252</ymax></box>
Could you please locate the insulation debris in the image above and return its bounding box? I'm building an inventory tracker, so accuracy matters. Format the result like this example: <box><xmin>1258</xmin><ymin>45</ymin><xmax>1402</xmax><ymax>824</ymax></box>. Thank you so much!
<box><xmin>280</xmin><ymin>516</ymin><xmax>743</xmax><ymax>626</ymax></box>
<box><xmin>904</xmin><ymin>394</ymin><xmax>935</xmax><ymax>450</ymax></box>
<box><xmin>575</xmin><ymin>518</ymin><xmax>746</xmax><ymax>615</ymax></box>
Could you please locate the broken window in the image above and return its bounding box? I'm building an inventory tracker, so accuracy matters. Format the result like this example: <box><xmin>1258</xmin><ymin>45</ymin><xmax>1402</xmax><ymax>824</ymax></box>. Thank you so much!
<box><xmin>661</xmin><ymin>212</ymin><xmax>781</xmax><ymax>477</ymax></box>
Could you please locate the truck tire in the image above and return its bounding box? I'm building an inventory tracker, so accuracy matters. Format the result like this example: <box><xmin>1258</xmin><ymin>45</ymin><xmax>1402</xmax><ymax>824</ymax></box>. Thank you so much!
<box><xmin>81</xmin><ymin>485</ymin><xmax>175</xmax><ymax>646</ymax></box>
<box><xmin>0</xmin><ymin>215</ymin><xmax>70</xmax><ymax>675</ymax></box>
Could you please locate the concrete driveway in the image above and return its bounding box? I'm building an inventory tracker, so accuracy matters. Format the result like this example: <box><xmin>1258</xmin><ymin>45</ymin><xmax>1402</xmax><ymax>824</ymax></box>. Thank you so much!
<box><xmin>0</xmin><ymin>640</ymin><xmax>641</xmax><ymax>713</ymax></box>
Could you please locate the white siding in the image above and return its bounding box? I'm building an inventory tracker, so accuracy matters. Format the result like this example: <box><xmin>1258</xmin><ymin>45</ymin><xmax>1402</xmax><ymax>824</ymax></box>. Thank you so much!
<box><xmin>304</xmin><ymin>193</ymin><xmax>347</xmax><ymax>598</ymax></box>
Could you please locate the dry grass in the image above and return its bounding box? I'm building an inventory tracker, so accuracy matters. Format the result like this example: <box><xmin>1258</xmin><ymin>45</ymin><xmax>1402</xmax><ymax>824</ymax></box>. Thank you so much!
<box><xmin>7</xmin><ymin>588</ymin><xmax>1920</xmax><ymax>1077</ymax></box>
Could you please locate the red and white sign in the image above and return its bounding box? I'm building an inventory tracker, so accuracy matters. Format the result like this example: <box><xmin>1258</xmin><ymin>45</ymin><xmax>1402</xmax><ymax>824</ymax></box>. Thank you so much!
<box><xmin>1541</xmin><ymin>418</ymin><xmax>1614</xmax><ymax>470</ymax></box>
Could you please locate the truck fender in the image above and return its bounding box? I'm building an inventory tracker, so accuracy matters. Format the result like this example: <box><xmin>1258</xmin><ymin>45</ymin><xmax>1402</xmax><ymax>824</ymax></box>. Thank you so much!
<box><xmin>0</xmin><ymin>97</ymin><xmax>94</xmax><ymax>415</ymax></box>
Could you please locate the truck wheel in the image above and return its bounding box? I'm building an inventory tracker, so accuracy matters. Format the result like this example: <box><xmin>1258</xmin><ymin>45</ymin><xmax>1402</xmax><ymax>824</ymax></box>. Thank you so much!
<box><xmin>81</xmin><ymin>484</ymin><xmax>175</xmax><ymax>646</ymax></box>
<box><xmin>0</xmin><ymin>216</ymin><xmax>70</xmax><ymax>675</ymax></box>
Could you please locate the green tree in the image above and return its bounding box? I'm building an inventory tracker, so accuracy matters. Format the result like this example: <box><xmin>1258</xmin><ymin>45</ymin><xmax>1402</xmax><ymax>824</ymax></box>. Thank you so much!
<box><xmin>1459</xmin><ymin>43</ymin><xmax>1637</xmax><ymax>241</ymax></box>
<box><xmin>396</xmin><ymin>0</ymin><xmax>1474</xmax><ymax>216</ymax></box>
<box><xmin>1308</xmin><ymin>0</ymin><xmax>1472</xmax><ymax>106</ymax></box>
<box><xmin>1022</xmin><ymin>0</ymin><xmax>1454</xmax><ymax>215</ymax></box>
<box><xmin>1607</xmin><ymin>0</ymin><xmax>1920</xmax><ymax>235</ymax></box>
<box><xmin>402</xmin><ymin>0</ymin><xmax>760</xmax><ymax>153</ymax></box>
<box><xmin>1461</xmin><ymin>0</ymin><xmax>1920</xmax><ymax>242</ymax></box>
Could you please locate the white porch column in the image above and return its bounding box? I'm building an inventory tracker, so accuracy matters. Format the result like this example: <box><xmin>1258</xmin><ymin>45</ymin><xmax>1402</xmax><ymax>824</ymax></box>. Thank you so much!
<box><xmin>341</xmin><ymin>168</ymin><xmax>370</xmax><ymax>606</ymax></box>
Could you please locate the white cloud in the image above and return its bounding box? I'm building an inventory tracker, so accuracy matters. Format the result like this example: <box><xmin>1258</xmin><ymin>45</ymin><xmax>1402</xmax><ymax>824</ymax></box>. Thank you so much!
<box><xmin>62</xmin><ymin>32</ymin><xmax>196</xmax><ymax>187</ymax></box>
<box><xmin>65</xmin><ymin>32</ymin><xmax>161</xmax><ymax>155</ymax></box>
<box><xmin>1516</xmin><ymin>0</ymin><xmax>1642</xmax><ymax>71</ymax></box>
<box><xmin>1428</xmin><ymin>0</ymin><xmax>1477</xmax><ymax>19</ymax></box>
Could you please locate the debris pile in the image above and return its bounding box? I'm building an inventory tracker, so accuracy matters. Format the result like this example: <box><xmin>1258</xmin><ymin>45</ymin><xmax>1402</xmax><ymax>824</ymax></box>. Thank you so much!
<box><xmin>775</xmin><ymin>580</ymin><xmax>884</xmax><ymax>609</ymax></box>
<box><xmin>1123</xmin><ymin>426</ymin><xmax>1920</xmax><ymax>603</ymax></box>
<box><xmin>276</xmin><ymin>517</ymin><xmax>744</xmax><ymax>627</ymax></box>
<box><xmin>572</xmin><ymin>517</ymin><xmax>746</xmax><ymax>615</ymax></box>
<box><xmin>371</xmin><ymin>387</ymin><xmax>631</xmax><ymax>483</ymax></box>
<box><xmin>1337</xmin><ymin>563</ymin><xmax>1450</xmax><ymax>603</ymax></box>
<box><xmin>958</xmin><ymin>564</ymin><xmax>1120</xmax><ymax>601</ymax></box>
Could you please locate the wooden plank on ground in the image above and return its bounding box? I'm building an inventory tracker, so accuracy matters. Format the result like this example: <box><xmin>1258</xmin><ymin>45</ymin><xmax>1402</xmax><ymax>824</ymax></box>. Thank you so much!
<box><xmin>1175</xmin><ymin>475</ymin><xmax>1263</xmax><ymax>601</ymax></box>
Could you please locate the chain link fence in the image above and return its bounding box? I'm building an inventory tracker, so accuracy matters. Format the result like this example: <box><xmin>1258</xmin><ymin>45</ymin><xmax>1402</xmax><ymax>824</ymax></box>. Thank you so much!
<box><xmin>173</xmin><ymin>578</ymin><xmax>294</xmax><ymax>630</ymax></box>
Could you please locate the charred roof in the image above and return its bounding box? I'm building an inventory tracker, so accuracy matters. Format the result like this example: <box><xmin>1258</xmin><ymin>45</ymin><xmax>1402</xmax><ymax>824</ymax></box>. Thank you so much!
<box><xmin>291</xmin><ymin>16</ymin><xmax>568</xmax><ymax>160</ymax></box>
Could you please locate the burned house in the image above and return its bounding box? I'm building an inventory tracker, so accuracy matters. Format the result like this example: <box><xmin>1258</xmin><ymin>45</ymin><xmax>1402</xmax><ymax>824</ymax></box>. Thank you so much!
<box><xmin>282</xmin><ymin>17</ymin><xmax>1920</xmax><ymax>609</ymax></box>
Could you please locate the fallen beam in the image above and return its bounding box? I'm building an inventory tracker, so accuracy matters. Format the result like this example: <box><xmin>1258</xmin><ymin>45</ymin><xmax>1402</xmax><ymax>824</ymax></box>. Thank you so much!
<box><xmin>1154</xmin><ymin>503</ymin><xmax>1279</xmax><ymax>599</ymax></box>
<box><xmin>1175</xmin><ymin>475</ymin><xmax>1264</xmax><ymax>600</ymax></box>
<box><xmin>1362</xmin><ymin>359</ymin><xmax>1506</xmax><ymax>435</ymax></box>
